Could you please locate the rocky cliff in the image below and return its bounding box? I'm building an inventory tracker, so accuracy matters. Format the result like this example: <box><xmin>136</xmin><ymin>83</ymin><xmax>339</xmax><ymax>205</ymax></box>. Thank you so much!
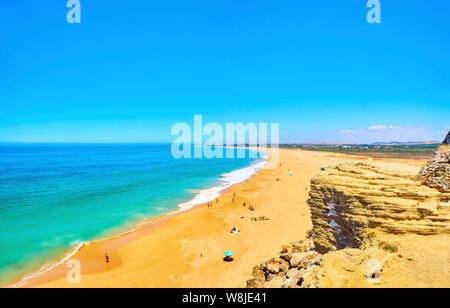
<box><xmin>418</xmin><ymin>144</ymin><xmax>450</xmax><ymax>192</ymax></box>
<box><xmin>308</xmin><ymin>162</ymin><xmax>450</xmax><ymax>254</ymax></box>
<box><xmin>247</xmin><ymin>160</ymin><xmax>450</xmax><ymax>288</ymax></box>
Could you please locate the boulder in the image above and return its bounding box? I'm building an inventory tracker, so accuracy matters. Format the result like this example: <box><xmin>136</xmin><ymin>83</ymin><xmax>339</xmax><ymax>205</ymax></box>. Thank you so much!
<box><xmin>286</xmin><ymin>268</ymin><xmax>301</xmax><ymax>279</ymax></box>
<box><xmin>308</xmin><ymin>254</ymin><xmax>323</xmax><ymax>268</ymax></box>
<box><xmin>299</xmin><ymin>265</ymin><xmax>321</xmax><ymax>288</ymax></box>
<box><xmin>292</xmin><ymin>239</ymin><xmax>314</xmax><ymax>253</ymax></box>
<box><xmin>283</xmin><ymin>269</ymin><xmax>306</xmax><ymax>288</ymax></box>
<box><xmin>252</xmin><ymin>265</ymin><xmax>265</xmax><ymax>281</ymax></box>
<box><xmin>246</xmin><ymin>278</ymin><xmax>265</xmax><ymax>288</ymax></box>
<box><xmin>290</xmin><ymin>252</ymin><xmax>307</xmax><ymax>267</ymax></box>
<box><xmin>265</xmin><ymin>258</ymin><xmax>290</xmax><ymax>274</ymax></box>
<box><xmin>290</xmin><ymin>251</ymin><xmax>321</xmax><ymax>268</ymax></box>
<box><xmin>265</xmin><ymin>276</ymin><xmax>284</xmax><ymax>288</ymax></box>
<box><xmin>279</xmin><ymin>252</ymin><xmax>292</xmax><ymax>262</ymax></box>
<box><xmin>266</xmin><ymin>273</ymin><xmax>277</xmax><ymax>282</ymax></box>
<box><xmin>281</xmin><ymin>278</ymin><xmax>292</xmax><ymax>288</ymax></box>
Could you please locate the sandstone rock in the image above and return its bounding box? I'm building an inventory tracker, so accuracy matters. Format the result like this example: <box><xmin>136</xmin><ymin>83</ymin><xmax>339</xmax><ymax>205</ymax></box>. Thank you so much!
<box><xmin>282</xmin><ymin>276</ymin><xmax>302</xmax><ymax>288</ymax></box>
<box><xmin>265</xmin><ymin>258</ymin><xmax>290</xmax><ymax>274</ymax></box>
<box><xmin>300</xmin><ymin>265</ymin><xmax>321</xmax><ymax>288</ymax></box>
<box><xmin>290</xmin><ymin>251</ymin><xmax>321</xmax><ymax>268</ymax></box>
<box><xmin>417</xmin><ymin>202</ymin><xmax>438</xmax><ymax>216</ymax></box>
<box><xmin>248</xmin><ymin>151</ymin><xmax>450</xmax><ymax>289</ymax></box>
<box><xmin>438</xmin><ymin>201</ymin><xmax>450</xmax><ymax>209</ymax></box>
<box><xmin>283</xmin><ymin>268</ymin><xmax>306</xmax><ymax>288</ymax></box>
<box><xmin>300</xmin><ymin>247</ymin><xmax>390</xmax><ymax>288</ymax></box>
<box><xmin>292</xmin><ymin>239</ymin><xmax>314</xmax><ymax>253</ymax></box>
<box><xmin>286</xmin><ymin>268</ymin><xmax>300</xmax><ymax>279</ymax></box>
<box><xmin>308</xmin><ymin>162</ymin><xmax>450</xmax><ymax>253</ymax></box>
<box><xmin>281</xmin><ymin>278</ymin><xmax>293</xmax><ymax>288</ymax></box>
<box><xmin>246</xmin><ymin>278</ymin><xmax>265</xmax><ymax>288</ymax></box>
<box><xmin>279</xmin><ymin>252</ymin><xmax>292</xmax><ymax>262</ymax></box>
<box><xmin>289</xmin><ymin>253</ymin><xmax>306</xmax><ymax>267</ymax></box>
<box><xmin>418</xmin><ymin>144</ymin><xmax>450</xmax><ymax>193</ymax></box>
<box><xmin>265</xmin><ymin>276</ymin><xmax>283</xmax><ymax>288</ymax></box>
<box><xmin>308</xmin><ymin>254</ymin><xmax>323</xmax><ymax>267</ymax></box>
<box><xmin>252</xmin><ymin>265</ymin><xmax>265</xmax><ymax>281</ymax></box>
<box><xmin>266</xmin><ymin>273</ymin><xmax>277</xmax><ymax>282</ymax></box>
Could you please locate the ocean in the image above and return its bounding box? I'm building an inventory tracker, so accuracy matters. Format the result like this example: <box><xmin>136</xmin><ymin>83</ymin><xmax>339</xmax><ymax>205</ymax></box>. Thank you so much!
<box><xmin>0</xmin><ymin>144</ymin><xmax>266</xmax><ymax>285</ymax></box>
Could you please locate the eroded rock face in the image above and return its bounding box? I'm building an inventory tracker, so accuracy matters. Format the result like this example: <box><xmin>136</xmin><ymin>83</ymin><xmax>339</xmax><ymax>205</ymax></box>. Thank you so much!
<box><xmin>247</xmin><ymin>158</ymin><xmax>450</xmax><ymax>288</ymax></box>
<box><xmin>300</xmin><ymin>247</ymin><xmax>389</xmax><ymax>288</ymax></box>
<box><xmin>302</xmin><ymin>160</ymin><xmax>450</xmax><ymax>287</ymax></box>
<box><xmin>418</xmin><ymin>144</ymin><xmax>450</xmax><ymax>193</ymax></box>
<box><xmin>307</xmin><ymin>162</ymin><xmax>450</xmax><ymax>253</ymax></box>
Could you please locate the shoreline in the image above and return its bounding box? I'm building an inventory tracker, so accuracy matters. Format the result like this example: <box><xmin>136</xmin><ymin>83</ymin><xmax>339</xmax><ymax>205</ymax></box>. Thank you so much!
<box><xmin>5</xmin><ymin>148</ymin><xmax>270</xmax><ymax>288</ymax></box>
<box><xmin>8</xmin><ymin>148</ymin><xmax>428</xmax><ymax>288</ymax></box>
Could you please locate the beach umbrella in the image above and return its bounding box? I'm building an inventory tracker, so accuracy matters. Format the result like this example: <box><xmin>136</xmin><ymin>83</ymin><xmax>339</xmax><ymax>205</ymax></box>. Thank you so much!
<box><xmin>224</xmin><ymin>251</ymin><xmax>235</xmax><ymax>257</ymax></box>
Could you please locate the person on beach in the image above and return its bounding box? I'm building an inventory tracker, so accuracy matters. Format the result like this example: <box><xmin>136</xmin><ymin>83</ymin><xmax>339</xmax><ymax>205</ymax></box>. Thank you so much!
<box><xmin>105</xmin><ymin>253</ymin><xmax>110</xmax><ymax>264</ymax></box>
<box><xmin>231</xmin><ymin>227</ymin><xmax>239</xmax><ymax>234</ymax></box>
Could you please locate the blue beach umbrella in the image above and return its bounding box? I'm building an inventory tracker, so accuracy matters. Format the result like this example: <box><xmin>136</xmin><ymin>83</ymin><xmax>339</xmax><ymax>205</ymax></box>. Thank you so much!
<box><xmin>224</xmin><ymin>251</ymin><xmax>235</xmax><ymax>257</ymax></box>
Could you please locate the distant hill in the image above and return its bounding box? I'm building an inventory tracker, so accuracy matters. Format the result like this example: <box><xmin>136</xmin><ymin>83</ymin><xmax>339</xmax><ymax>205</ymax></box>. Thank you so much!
<box><xmin>371</xmin><ymin>141</ymin><xmax>440</xmax><ymax>146</ymax></box>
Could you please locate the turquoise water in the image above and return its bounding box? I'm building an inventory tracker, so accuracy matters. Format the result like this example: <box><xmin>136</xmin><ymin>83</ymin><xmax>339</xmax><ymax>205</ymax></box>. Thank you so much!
<box><xmin>0</xmin><ymin>144</ymin><xmax>263</xmax><ymax>285</ymax></box>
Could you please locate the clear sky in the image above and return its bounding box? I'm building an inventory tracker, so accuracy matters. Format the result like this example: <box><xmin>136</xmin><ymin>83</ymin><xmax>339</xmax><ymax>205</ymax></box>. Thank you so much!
<box><xmin>1</xmin><ymin>0</ymin><xmax>449</xmax><ymax>143</ymax></box>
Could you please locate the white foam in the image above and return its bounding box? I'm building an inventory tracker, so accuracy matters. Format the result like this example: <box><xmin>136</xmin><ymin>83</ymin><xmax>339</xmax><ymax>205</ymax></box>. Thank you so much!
<box><xmin>7</xmin><ymin>150</ymin><xmax>269</xmax><ymax>288</ymax></box>
<box><xmin>7</xmin><ymin>242</ymin><xmax>86</xmax><ymax>288</ymax></box>
<box><xmin>177</xmin><ymin>151</ymin><xmax>268</xmax><ymax>211</ymax></box>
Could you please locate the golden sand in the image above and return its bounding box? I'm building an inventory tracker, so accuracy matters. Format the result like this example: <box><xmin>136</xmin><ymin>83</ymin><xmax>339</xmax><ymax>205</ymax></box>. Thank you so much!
<box><xmin>12</xmin><ymin>148</ymin><xmax>426</xmax><ymax>288</ymax></box>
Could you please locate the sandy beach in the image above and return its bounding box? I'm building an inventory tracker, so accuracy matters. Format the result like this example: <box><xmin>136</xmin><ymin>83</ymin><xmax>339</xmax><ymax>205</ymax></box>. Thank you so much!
<box><xmin>9</xmin><ymin>148</ymin><xmax>427</xmax><ymax>288</ymax></box>
<box><xmin>4</xmin><ymin>0</ymin><xmax>449</xmax><ymax>292</ymax></box>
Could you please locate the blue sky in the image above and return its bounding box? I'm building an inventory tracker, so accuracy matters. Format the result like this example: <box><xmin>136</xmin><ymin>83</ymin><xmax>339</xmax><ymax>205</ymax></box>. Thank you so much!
<box><xmin>0</xmin><ymin>0</ymin><xmax>449</xmax><ymax>143</ymax></box>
